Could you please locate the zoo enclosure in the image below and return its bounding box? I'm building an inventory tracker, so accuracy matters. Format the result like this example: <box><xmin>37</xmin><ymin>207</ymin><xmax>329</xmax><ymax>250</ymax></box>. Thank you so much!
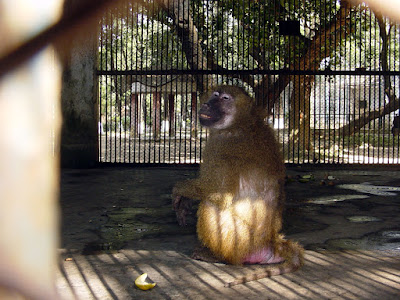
<box><xmin>97</xmin><ymin>0</ymin><xmax>400</xmax><ymax>165</ymax></box>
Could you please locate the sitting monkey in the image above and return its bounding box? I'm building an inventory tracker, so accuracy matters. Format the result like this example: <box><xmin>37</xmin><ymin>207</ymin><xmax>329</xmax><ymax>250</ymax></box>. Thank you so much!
<box><xmin>172</xmin><ymin>85</ymin><xmax>303</xmax><ymax>286</ymax></box>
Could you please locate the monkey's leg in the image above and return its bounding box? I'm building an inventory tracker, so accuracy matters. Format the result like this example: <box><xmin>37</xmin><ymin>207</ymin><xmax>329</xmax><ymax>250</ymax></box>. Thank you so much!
<box><xmin>191</xmin><ymin>245</ymin><xmax>222</xmax><ymax>263</ymax></box>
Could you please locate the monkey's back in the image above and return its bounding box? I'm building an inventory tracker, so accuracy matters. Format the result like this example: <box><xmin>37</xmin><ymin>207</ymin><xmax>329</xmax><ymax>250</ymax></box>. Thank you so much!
<box><xmin>200</xmin><ymin>121</ymin><xmax>285</xmax><ymax>191</ymax></box>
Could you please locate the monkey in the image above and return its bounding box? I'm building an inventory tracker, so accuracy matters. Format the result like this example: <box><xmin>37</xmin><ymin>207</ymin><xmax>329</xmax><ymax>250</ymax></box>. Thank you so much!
<box><xmin>172</xmin><ymin>85</ymin><xmax>304</xmax><ymax>287</ymax></box>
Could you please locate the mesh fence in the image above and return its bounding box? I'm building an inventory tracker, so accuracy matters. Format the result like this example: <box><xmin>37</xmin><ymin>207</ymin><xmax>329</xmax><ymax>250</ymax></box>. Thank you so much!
<box><xmin>98</xmin><ymin>0</ymin><xmax>400</xmax><ymax>165</ymax></box>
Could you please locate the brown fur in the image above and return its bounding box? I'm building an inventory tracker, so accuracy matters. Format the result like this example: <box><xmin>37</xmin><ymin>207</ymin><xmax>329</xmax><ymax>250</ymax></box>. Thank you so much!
<box><xmin>173</xmin><ymin>85</ymin><xmax>304</xmax><ymax>286</ymax></box>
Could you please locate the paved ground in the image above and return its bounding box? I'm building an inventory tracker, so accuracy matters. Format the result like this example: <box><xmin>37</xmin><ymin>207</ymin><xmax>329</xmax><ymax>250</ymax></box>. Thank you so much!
<box><xmin>57</xmin><ymin>167</ymin><xmax>400</xmax><ymax>299</ymax></box>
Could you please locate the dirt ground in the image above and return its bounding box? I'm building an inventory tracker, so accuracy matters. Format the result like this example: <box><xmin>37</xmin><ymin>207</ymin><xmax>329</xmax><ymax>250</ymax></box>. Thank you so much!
<box><xmin>57</xmin><ymin>166</ymin><xmax>400</xmax><ymax>299</ymax></box>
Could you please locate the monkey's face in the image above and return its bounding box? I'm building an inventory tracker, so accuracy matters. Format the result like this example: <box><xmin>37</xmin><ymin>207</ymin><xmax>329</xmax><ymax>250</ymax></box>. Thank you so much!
<box><xmin>199</xmin><ymin>91</ymin><xmax>236</xmax><ymax>129</ymax></box>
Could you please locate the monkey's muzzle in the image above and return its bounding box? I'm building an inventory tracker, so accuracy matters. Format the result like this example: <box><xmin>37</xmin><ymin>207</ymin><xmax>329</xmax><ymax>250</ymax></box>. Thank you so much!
<box><xmin>199</xmin><ymin>113</ymin><xmax>217</xmax><ymax>127</ymax></box>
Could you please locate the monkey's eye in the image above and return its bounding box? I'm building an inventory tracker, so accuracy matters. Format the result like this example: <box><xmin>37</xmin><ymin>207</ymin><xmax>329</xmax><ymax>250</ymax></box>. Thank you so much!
<box><xmin>222</xmin><ymin>95</ymin><xmax>231</xmax><ymax>101</ymax></box>
<box><xmin>213</xmin><ymin>92</ymin><xmax>219</xmax><ymax>97</ymax></box>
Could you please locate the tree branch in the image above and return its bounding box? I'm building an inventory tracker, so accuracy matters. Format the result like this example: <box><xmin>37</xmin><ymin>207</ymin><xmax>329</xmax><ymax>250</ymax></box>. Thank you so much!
<box><xmin>157</xmin><ymin>0</ymin><xmax>213</xmax><ymax>94</ymax></box>
<box><xmin>340</xmin><ymin>10</ymin><xmax>399</xmax><ymax>136</ymax></box>
<box><xmin>264</xmin><ymin>0</ymin><xmax>353</xmax><ymax>111</ymax></box>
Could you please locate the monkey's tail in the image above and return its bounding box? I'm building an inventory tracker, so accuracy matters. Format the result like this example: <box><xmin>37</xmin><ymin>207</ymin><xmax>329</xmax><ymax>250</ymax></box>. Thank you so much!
<box><xmin>224</xmin><ymin>241</ymin><xmax>304</xmax><ymax>288</ymax></box>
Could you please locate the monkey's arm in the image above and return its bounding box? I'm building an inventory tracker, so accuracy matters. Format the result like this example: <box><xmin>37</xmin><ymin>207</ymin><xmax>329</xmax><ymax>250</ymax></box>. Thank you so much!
<box><xmin>172</xmin><ymin>178</ymin><xmax>204</xmax><ymax>226</ymax></box>
<box><xmin>172</xmin><ymin>178</ymin><xmax>204</xmax><ymax>200</ymax></box>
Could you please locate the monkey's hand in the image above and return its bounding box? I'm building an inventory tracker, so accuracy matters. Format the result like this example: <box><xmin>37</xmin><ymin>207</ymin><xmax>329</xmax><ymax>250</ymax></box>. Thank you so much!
<box><xmin>172</xmin><ymin>195</ymin><xmax>193</xmax><ymax>226</ymax></box>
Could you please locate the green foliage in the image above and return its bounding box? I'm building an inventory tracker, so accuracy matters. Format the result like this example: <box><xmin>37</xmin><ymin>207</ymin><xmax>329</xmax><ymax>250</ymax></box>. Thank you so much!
<box><xmin>98</xmin><ymin>0</ymin><xmax>400</xmax><ymax>132</ymax></box>
<box><xmin>99</xmin><ymin>3</ymin><xmax>187</xmax><ymax>71</ymax></box>
<box><xmin>98</xmin><ymin>1</ymin><xmax>400</xmax><ymax>75</ymax></box>
<box><xmin>98</xmin><ymin>1</ymin><xmax>399</xmax><ymax>76</ymax></box>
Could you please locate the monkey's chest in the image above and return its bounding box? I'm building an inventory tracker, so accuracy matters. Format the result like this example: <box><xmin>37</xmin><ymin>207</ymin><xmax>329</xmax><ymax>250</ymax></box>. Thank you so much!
<box><xmin>203</xmin><ymin>145</ymin><xmax>252</xmax><ymax>172</ymax></box>
<box><xmin>201</xmin><ymin>161</ymin><xmax>240</xmax><ymax>191</ymax></box>
<box><xmin>202</xmin><ymin>152</ymin><xmax>255</xmax><ymax>183</ymax></box>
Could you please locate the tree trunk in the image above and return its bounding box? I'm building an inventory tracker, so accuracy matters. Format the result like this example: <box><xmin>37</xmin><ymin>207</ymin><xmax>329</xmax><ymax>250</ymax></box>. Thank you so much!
<box><xmin>286</xmin><ymin>0</ymin><xmax>352</xmax><ymax>154</ymax></box>
<box><xmin>289</xmin><ymin>75</ymin><xmax>314</xmax><ymax>152</ymax></box>
<box><xmin>340</xmin><ymin>11</ymin><xmax>400</xmax><ymax>136</ymax></box>
<box><xmin>158</xmin><ymin>0</ymin><xmax>214</xmax><ymax>94</ymax></box>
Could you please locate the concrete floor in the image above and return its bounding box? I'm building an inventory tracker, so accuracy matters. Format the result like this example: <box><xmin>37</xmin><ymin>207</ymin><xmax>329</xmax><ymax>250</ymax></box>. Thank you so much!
<box><xmin>57</xmin><ymin>167</ymin><xmax>400</xmax><ymax>299</ymax></box>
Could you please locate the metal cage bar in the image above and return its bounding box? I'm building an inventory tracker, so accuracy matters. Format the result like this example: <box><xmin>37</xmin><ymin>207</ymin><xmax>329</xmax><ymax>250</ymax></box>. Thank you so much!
<box><xmin>97</xmin><ymin>0</ymin><xmax>400</xmax><ymax>165</ymax></box>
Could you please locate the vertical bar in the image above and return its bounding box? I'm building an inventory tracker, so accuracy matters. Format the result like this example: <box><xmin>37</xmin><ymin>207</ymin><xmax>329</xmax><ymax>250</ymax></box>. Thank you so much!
<box><xmin>0</xmin><ymin>1</ymin><xmax>62</xmax><ymax>297</ymax></box>
<box><xmin>183</xmin><ymin>92</ymin><xmax>188</xmax><ymax>163</ymax></box>
<box><xmin>136</xmin><ymin>4</ymin><xmax>142</xmax><ymax>163</ymax></box>
<box><xmin>131</xmin><ymin>93</ymin><xmax>139</xmax><ymax>139</ymax></box>
<box><xmin>191</xmin><ymin>92</ymin><xmax>198</xmax><ymax>163</ymax></box>
<box><xmin>153</xmin><ymin>92</ymin><xmax>162</xmax><ymax>143</ymax></box>
<box><xmin>107</xmin><ymin>10</ymin><xmax>113</xmax><ymax>162</ymax></box>
<box><xmin>113</xmin><ymin>8</ymin><xmax>118</xmax><ymax>163</ymax></box>
<box><xmin>99</xmin><ymin>17</ymin><xmax>103</xmax><ymax>162</ymax></box>
<box><xmin>123</xmin><ymin>2</ymin><xmax>129</xmax><ymax>163</ymax></box>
